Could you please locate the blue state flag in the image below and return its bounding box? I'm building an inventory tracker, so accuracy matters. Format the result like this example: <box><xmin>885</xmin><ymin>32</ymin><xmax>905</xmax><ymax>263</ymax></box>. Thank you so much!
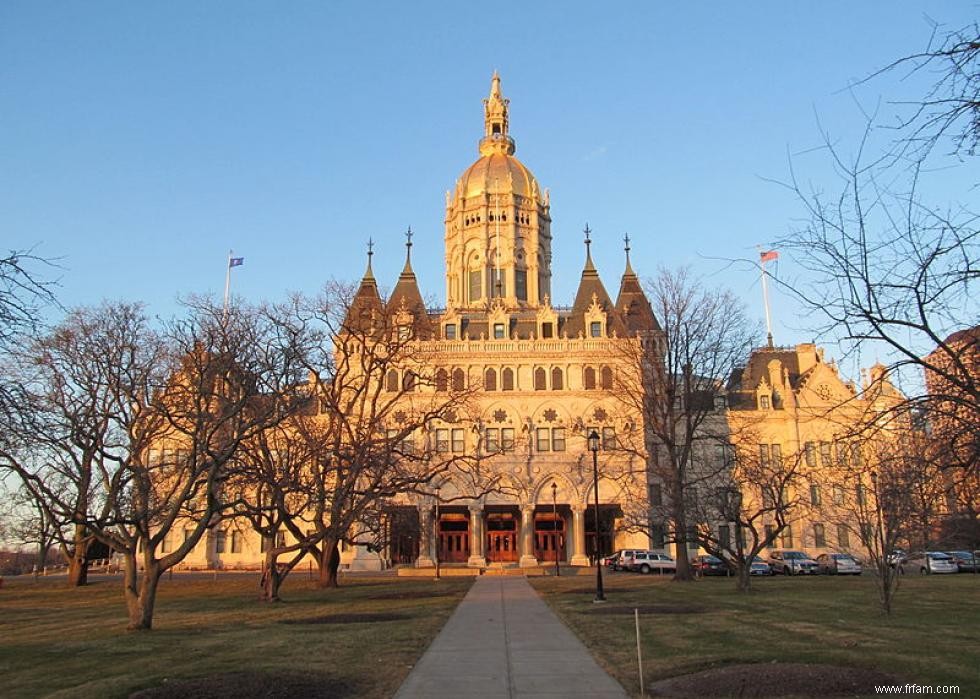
<box><xmin>229</xmin><ymin>257</ymin><xmax>244</xmax><ymax>268</ymax></box>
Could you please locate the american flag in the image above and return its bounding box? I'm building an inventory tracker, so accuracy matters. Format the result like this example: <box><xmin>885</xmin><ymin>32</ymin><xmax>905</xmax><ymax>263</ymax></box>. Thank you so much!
<box><xmin>759</xmin><ymin>250</ymin><xmax>778</xmax><ymax>263</ymax></box>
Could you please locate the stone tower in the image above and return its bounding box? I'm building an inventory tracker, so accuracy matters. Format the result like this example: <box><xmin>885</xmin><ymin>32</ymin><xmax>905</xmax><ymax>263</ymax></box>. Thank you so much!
<box><xmin>444</xmin><ymin>72</ymin><xmax>553</xmax><ymax>310</ymax></box>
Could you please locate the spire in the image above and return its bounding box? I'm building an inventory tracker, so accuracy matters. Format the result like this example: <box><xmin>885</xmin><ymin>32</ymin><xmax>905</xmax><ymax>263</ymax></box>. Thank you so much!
<box><xmin>402</xmin><ymin>227</ymin><xmax>414</xmax><ymax>274</ymax></box>
<box><xmin>616</xmin><ymin>232</ymin><xmax>659</xmax><ymax>336</ymax></box>
<box><xmin>623</xmin><ymin>232</ymin><xmax>635</xmax><ymax>277</ymax></box>
<box><xmin>347</xmin><ymin>238</ymin><xmax>382</xmax><ymax>329</ymax></box>
<box><xmin>364</xmin><ymin>237</ymin><xmax>375</xmax><ymax>281</ymax></box>
<box><xmin>390</xmin><ymin>227</ymin><xmax>431</xmax><ymax>335</ymax></box>
<box><xmin>480</xmin><ymin>71</ymin><xmax>515</xmax><ymax>156</ymax></box>
<box><xmin>566</xmin><ymin>226</ymin><xmax>626</xmax><ymax>338</ymax></box>
<box><xmin>583</xmin><ymin>223</ymin><xmax>596</xmax><ymax>273</ymax></box>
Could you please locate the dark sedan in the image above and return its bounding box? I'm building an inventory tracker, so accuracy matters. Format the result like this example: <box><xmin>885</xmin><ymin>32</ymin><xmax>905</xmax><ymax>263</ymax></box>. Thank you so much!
<box><xmin>693</xmin><ymin>554</ymin><xmax>731</xmax><ymax>577</ymax></box>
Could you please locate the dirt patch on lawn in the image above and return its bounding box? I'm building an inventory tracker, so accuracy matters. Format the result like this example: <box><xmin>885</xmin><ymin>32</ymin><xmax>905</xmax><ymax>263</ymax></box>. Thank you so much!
<box><xmin>648</xmin><ymin>662</ymin><xmax>905</xmax><ymax>697</ymax></box>
<box><xmin>130</xmin><ymin>671</ymin><xmax>358</xmax><ymax>698</ymax></box>
<box><xmin>280</xmin><ymin>612</ymin><xmax>410</xmax><ymax>624</ymax></box>
<box><xmin>585</xmin><ymin>604</ymin><xmax>706</xmax><ymax>615</ymax></box>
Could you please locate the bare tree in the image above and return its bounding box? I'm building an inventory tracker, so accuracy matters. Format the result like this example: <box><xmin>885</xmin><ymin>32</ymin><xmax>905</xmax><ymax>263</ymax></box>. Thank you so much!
<box><xmin>228</xmin><ymin>420</ymin><xmax>320</xmax><ymax>602</ymax></box>
<box><xmin>0</xmin><ymin>300</ymin><xmax>305</xmax><ymax>629</ymax></box>
<box><xmin>776</xmin><ymin>115</ymin><xmax>978</xmax><ymax>486</ymax></box>
<box><xmin>688</xmin><ymin>434</ymin><xmax>805</xmax><ymax>592</ymax></box>
<box><xmin>256</xmin><ymin>284</ymin><xmax>480</xmax><ymax>589</ymax></box>
<box><xmin>868</xmin><ymin>21</ymin><xmax>980</xmax><ymax>159</ymax></box>
<box><xmin>615</xmin><ymin>268</ymin><xmax>757</xmax><ymax>581</ymax></box>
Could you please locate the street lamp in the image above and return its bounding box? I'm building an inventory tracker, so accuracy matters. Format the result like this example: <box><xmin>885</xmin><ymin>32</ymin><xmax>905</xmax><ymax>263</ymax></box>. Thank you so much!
<box><xmin>434</xmin><ymin>483</ymin><xmax>441</xmax><ymax>580</ymax></box>
<box><xmin>588</xmin><ymin>430</ymin><xmax>606</xmax><ymax>602</ymax></box>
<box><xmin>551</xmin><ymin>481</ymin><xmax>560</xmax><ymax>577</ymax></box>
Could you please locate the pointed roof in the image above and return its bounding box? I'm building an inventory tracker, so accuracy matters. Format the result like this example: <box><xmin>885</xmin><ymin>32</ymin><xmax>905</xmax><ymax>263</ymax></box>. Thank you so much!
<box><xmin>565</xmin><ymin>225</ymin><xmax>626</xmax><ymax>338</ymax></box>
<box><xmin>345</xmin><ymin>240</ymin><xmax>383</xmax><ymax>330</ymax></box>
<box><xmin>388</xmin><ymin>228</ymin><xmax>433</xmax><ymax>335</ymax></box>
<box><xmin>615</xmin><ymin>233</ymin><xmax>659</xmax><ymax>335</ymax></box>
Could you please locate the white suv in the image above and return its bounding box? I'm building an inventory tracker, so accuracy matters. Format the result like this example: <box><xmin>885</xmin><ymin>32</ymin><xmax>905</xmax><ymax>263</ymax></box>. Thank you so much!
<box><xmin>609</xmin><ymin>549</ymin><xmax>645</xmax><ymax>572</ymax></box>
<box><xmin>626</xmin><ymin>551</ymin><xmax>676</xmax><ymax>575</ymax></box>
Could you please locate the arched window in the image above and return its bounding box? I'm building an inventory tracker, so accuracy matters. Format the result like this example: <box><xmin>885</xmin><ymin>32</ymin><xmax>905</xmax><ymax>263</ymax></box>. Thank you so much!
<box><xmin>485</xmin><ymin>368</ymin><xmax>497</xmax><ymax>391</ymax></box>
<box><xmin>502</xmin><ymin>368</ymin><xmax>515</xmax><ymax>391</ymax></box>
<box><xmin>600</xmin><ymin>366</ymin><xmax>613</xmax><ymax>390</ymax></box>
<box><xmin>403</xmin><ymin>370</ymin><xmax>416</xmax><ymax>392</ymax></box>
<box><xmin>435</xmin><ymin>369</ymin><xmax>448</xmax><ymax>392</ymax></box>
<box><xmin>584</xmin><ymin>367</ymin><xmax>596</xmax><ymax>390</ymax></box>
<box><xmin>534</xmin><ymin>367</ymin><xmax>547</xmax><ymax>391</ymax></box>
<box><xmin>551</xmin><ymin>367</ymin><xmax>563</xmax><ymax>391</ymax></box>
<box><xmin>452</xmin><ymin>368</ymin><xmax>466</xmax><ymax>392</ymax></box>
<box><xmin>386</xmin><ymin>369</ymin><xmax>399</xmax><ymax>393</ymax></box>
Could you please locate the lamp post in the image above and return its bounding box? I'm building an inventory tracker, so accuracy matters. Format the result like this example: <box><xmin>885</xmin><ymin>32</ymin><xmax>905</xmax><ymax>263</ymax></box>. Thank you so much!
<box><xmin>551</xmin><ymin>481</ymin><xmax>560</xmax><ymax>577</ymax></box>
<box><xmin>434</xmin><ymin>484</ymin><xmax>441</xmax><ymax>580</ymax></box>
<box><xmin>588</xmin><ymin>430</ymin><xmax>606</xmax><ymax>602</ymax></box>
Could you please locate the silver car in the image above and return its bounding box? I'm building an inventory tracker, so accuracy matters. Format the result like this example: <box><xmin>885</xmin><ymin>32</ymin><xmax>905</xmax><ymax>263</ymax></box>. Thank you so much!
<box><xmin>816</xmin><ymin>552</ymin><xmax>863</xmax><ymax>575</ymax></box>
<box><xmin>769</xmin><ymin>549</ymin><xmax>819</xmax><ymax>575</ymax></box>
<box><xmin>904</xmin><ymin>551</ymin><xmax>958</xmax><ymax>575</ymax></box>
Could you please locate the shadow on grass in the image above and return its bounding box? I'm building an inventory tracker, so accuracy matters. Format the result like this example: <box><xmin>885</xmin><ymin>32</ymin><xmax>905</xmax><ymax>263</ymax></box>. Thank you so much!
<box><xmin>130</xmin><ymin>671</ymin><xmax>360</xmax><ymax>699</ymax></box>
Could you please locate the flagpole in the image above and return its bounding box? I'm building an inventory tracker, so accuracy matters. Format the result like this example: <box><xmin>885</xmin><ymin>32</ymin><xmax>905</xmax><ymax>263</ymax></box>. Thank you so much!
<box><xmin>758</xmin><ymin>248</ymin><xmax>774</xmax><ymax>348</ymax></box>
<box><xmin>761</xmin><ymin>261</ymin><xmax>773</xmax><ymax>347</ymax></box>
<box><xmin>223</xmin><ymin>249</ymin><xmax>233</xmax><ymax>317</ymax></box>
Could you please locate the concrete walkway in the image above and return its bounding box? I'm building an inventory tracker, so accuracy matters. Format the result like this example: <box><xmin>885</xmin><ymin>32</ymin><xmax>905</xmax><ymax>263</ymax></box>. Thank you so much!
<box><xmin>394</xmin><ymin>576</ymin><xmax>628</xmax><ymax>699</ymax></box>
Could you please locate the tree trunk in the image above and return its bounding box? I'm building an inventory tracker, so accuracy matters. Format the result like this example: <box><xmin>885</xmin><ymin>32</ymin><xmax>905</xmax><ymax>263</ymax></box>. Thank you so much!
<box><xmin>735</xmin><ymin>563</ymin><xmax>752</xmax><ymax>593</ymax></box>
<box><xmin>671</xmin><ymin>498</ymin><xmax>693</xmax><ymax>582</ymax></box>
<box><xmin>876</xmin><ymin>561</ymin><xmax>896</xmax><ymax>615</ymax></box>
<box><xmin>317</xmin><ymin>537</ymin><xmax>341</xmax><ymax>588</ymax></box>
<box><xmin>260</xmin><ymin>552</ymin><xmax>285</xmax><ymax>602</ymax></box>
<box><xmin>123</xmin><ymin>552</ymin><xmax>162</xmax><ymax>631</ymax></box>
<box><xmin>67</xmin><ymin>527</ymin><xmax>91</xmax><ymax>587</ymax></box>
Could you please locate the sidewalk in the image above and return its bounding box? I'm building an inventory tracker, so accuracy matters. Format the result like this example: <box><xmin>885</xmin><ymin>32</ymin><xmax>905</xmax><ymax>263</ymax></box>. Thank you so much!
<box><xmin>394</xmin><ymin>576</ymin><xmax>628</xmax><ymax>699</ymax></box>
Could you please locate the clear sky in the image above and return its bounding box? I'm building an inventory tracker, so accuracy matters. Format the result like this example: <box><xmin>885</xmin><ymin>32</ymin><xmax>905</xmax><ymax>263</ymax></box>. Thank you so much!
<box><xmin>2</xmin><ymin>3</ymin><xmax>976</xmax><ymax>369</ymax></box>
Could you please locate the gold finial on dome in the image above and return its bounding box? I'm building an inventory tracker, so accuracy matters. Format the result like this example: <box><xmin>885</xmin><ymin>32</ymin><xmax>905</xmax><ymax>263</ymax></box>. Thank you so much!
<box><xmin>480</xmin><ymin>72</ymin><xmax>515</xmax><ymax>156</ymax></box>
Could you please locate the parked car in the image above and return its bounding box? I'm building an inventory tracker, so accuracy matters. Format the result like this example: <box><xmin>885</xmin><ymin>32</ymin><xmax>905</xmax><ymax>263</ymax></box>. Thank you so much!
<box><xmin>602</xmin><ymin>553</ymin><xmax>620</xmax><ymax>569</ymax></box>
<box><xmin>887</xmin><ymin>549</ymin><xmax>908</xmax><ymax>568</ymax></box>
<box><xmin>750</xmin><ymin>556</ymin><xmax>773</xmax><ymax>576</ymax></box>
<box><xmin>769</xmin><ymin>550</ymin><xmax>819</xmax><ymax>575</ymax></box>
<box><xmin>607</xmin><ymin>549</ymin><xmax>645</xmax><ymax>572</ymax></box>
<box><xmin>626</xmin><ymin>551</ymin><xmax>676</xmax><ymax>575</ymax></box>
<box><xmin>816</xmin><ymin>552</ymin><xmax>863</xmax><ymax>575</ymax></box>
<box><xmin>903</xmin><ymin>551</ymin><xmax>959</xmax><ymax>575</ymax></box>
<box><xmin>693</xmin><ymin>554</ymin><xmax>731</xmax><ymax>576</ymax></box>
<box><xmin>945</xmin><ymin>550</ymin><xmax>980</xmax><ymax>573</ymax></box>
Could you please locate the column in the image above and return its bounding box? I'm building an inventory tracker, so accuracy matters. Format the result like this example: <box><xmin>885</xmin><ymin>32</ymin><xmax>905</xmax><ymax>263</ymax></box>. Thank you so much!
<box><xmin>467</xmin><ymin>504</ymin><xmax>486</xmax><ymax>567</ymax></box>
<box><xmin>519</xmin><ymin>503</ymin><xmax>538</xmax><ymax>568</ymax></box>
<box><xmin>416</xmin><ymin>504</ymin><xmax>435</xmax><ymax>568</ymax></box>
<box><xmin>571</xmin><ymin>504</ymin><xmax>590</xmax><ymax>566</ymax></box>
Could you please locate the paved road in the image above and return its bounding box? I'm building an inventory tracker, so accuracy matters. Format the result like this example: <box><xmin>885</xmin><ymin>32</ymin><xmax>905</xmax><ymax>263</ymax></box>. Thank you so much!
<box><xmin>394</xmin><ymin>576</ymin><xmax>628</xmax><ymax>699</ymax></box>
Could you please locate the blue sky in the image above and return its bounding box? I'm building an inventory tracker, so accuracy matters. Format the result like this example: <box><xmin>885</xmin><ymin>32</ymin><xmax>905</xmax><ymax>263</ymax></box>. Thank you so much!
<box><xmin>2</xmin><ymin>3</ymin><xmax>976</xmax><ymax>369</ymax></box>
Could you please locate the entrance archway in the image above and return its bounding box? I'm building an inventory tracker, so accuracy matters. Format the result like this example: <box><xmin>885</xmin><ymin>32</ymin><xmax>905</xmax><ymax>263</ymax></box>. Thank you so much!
<box><xmin>534</xmin><ymin>511</ymin><xmax>566</xmax><ymax>562</ymax></box>
<box><xmin>486</xmin><ymin>512</ymin><xmax>518</xmax><ymax>563</ymax></box>
<box><xmin>438</xmin><ymin>512</ymin><xmax>470</xmax><ymax>563</ymax></box>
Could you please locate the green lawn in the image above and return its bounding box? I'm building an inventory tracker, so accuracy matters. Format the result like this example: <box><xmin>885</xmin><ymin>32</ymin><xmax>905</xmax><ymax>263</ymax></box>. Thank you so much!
<box><xmin>529</xmin><ymin>572</ymin><xmax>980</xmax><ymax>698</ymax></box>
<box><xmin>0</xmin><ymin>571</ymin><xmax>471</xmax><ymax>698</ymax></box>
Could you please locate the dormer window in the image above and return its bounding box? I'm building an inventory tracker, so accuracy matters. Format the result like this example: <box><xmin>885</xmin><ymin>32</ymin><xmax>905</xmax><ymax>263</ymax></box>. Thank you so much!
<box><xmin>444</xmin><ymin>324</ymin><xmax>457</xmax><ymax>340</ymax></box>
<box><xmin>493</xmin><ymin>323</ymin><xmax>505</xmax><ymax>339</ymax></box>
<box><xmin>759</xmin><ymin>395</ymin><xmax>770</xmax><ymax>410</ymax></box>
<box><xmin>541</xmin><ymin>322</ymin><xmax>553</xmax><ymax>339</ymax></box>
<box><xmin>590</xmin><ymin>322</ymin><xmax>602</xmax><ymax>338</ymax></box>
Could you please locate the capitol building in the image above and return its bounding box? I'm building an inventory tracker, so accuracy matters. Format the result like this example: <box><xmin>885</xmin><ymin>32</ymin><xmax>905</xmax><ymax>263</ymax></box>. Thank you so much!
<box><xmin>176</xmin><ymin>74</ymin><xmax>889</xmax><ymax>572</ymax></box>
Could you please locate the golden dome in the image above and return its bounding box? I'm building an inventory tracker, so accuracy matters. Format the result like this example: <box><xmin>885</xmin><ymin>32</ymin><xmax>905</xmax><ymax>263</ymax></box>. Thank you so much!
<box><xmin>457</xmin><ymin>152</ymin><xmax>539</xmax><ymax>201</ymax></box>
